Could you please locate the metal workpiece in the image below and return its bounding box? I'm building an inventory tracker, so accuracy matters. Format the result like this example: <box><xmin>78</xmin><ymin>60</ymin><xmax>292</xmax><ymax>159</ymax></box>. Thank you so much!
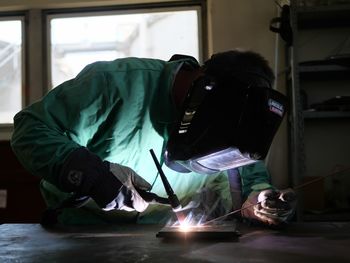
<box><xmin>156</xmin><ymin>222</ymin><xmax>240</xmax><ymax>240</ymax></box>
<box><xmin>1</xmin><ymin>222</ymin><xmax>350</xmax><ymax>263</ymax></box>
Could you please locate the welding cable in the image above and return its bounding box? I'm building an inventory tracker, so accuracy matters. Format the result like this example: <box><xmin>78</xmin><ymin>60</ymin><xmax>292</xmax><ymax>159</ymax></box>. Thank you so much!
<box><xmin>203</xmin><ymin>165</ymin><xmax>350</xmax><ymax>225</ymax></box>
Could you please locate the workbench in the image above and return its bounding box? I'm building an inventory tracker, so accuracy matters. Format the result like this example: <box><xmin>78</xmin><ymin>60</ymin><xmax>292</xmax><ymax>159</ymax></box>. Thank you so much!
<box><xmin>1</xmin><ymin>222</ymin><xmax>349</xmax><ymax>262</ymax></box>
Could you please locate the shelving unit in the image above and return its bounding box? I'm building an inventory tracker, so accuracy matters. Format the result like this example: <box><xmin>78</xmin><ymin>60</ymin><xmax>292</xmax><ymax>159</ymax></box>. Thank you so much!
<box><xmin>299</xmin><ymin>64</ymin><xmax>350</xmax><ymax>79</ymax></box>
<box><xmin>303</xmin><ymin>110</ymin><xmax>350</xmax><ymax>119</ymax></box>
<box><xmin>288</xmin><ymin>1</ymin><xmax>350</xmax><ymax>221</ymax></box>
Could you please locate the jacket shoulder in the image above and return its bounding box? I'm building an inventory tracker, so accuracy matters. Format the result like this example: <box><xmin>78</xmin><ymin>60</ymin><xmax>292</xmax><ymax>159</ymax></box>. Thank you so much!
<box><xmin>76</xmin><ymin>57</ymin><xmax>166</xmax><ymax>77</ymax></box>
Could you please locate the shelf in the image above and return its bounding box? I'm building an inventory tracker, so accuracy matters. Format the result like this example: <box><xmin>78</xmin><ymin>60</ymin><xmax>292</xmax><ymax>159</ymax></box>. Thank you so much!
<box><xmin>299</xmin><ymin>63</ymin><xmax>350</xmax><ymax>80</ymax></box>
<box><xmin>303</xmin><ymin>110</ymin><xmax>350</xmax><ymax>119</ymax></box>
<box><xmin>290</xmin><ymin>3</ymin><xmax>350</xmax><ymax>222</ymax></box>
<box><xmin>296</xmin><ymin>4</ymin><xmax>350</xmax><ymax>29</ymax></box>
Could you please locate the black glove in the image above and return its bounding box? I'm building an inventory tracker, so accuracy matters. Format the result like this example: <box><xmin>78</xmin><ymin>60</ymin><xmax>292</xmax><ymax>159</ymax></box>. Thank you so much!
<box><xmin>59</xmin><ymin>147</ymin><xmax>151</xmax><ymax>212</ymax></box>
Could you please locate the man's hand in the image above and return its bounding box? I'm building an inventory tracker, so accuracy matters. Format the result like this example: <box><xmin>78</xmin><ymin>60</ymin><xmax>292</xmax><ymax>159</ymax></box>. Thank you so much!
<box><xmin>105</xmin><ymin>163</ymin><xmax>152</xmax><ymax>212</ymax></box>
<box><xmin>59</xmin><ymin>147</ymin><xmax>152</xmax><ymax>213</ymax></box>
<box><xmin>241</xmin><ymin>189</ymin><xmax>297</xmax><ymax>225</ymax></box>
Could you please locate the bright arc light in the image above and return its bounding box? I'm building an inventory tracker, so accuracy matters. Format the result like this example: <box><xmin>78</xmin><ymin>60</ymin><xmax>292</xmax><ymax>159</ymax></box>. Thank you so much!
<box><xmin>178</xmin><ymin>221</ymin><xmax>204</xmax><ymax>233</ymax></box>
<box><xmin>179</xmin><ymin>222</ymin><xmax>192</xmax><ymax>232</ymax></box>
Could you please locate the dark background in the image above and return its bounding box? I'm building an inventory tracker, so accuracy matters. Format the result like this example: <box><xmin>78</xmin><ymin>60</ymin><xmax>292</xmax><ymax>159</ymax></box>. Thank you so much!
<box><xmin>0</xmin><ymin>141</ymin><xmax>46</xmax><ymax>223</ymax></box>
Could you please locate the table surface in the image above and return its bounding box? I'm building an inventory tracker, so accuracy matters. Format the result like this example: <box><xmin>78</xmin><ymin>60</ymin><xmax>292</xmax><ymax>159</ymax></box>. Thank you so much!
<box><xmin>1</xmin><ymin>222</ymin><xmax>350</xmax><ymax>263</ymax></box>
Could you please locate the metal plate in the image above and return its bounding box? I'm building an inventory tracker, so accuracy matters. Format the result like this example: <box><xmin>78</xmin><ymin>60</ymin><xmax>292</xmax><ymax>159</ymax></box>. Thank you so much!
<box><xmin>156</xmin><ymin>223</ymin><xmax>240</xmax><ymax>240</ymax></box>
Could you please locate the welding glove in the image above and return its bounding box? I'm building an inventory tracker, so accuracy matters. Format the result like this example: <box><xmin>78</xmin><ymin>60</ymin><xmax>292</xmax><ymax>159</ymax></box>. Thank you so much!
<box><xmin>241</xmin><ymin>189</ymin><xmax>297</xmax><ymax>225</ymax></box>
<box><xmin>59</xmin><ymin>147</ymin><xmax>151</xmax><ymax>212</ymax></box>
<box><xmin>106</xmin><ymin>163</ymin><xmax>151</xmax><ymax>212</ymax></box>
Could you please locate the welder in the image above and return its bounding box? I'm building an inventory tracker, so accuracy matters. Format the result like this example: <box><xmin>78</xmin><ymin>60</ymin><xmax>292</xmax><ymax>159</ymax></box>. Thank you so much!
<box><xmin>11</xmin><ymin>49</ymin><xmax>296</xmax><ymax>226</ymax></box>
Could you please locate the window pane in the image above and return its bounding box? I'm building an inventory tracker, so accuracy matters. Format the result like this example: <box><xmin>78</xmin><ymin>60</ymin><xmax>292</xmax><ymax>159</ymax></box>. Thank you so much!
<box><xmin>49</xmin><ymin>9</ymin><xmax>199</xmax><ymax>88</ymax></box>
<box><xmin>0</xmin><ymin>20</ymin><xmax>22</xmax><ymax>124</ymax></box>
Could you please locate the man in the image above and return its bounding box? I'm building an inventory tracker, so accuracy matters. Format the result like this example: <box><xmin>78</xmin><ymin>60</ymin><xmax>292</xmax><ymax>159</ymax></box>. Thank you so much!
<box><xmin>11</xmin><ymin>50</ymin><xmax>296</xmax><ymax>225</ymax></box>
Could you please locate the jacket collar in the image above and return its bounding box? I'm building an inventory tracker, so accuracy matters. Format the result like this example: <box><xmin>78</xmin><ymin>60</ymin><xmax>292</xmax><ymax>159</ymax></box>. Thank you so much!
<box><xmin>150</xmin><ymin>55</ymin><xmax>199</xmax><ymax>139</ymax></box>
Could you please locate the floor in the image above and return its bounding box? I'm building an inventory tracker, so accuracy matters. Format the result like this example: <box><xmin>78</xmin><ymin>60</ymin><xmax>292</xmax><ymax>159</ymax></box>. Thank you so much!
<box><xmin>0</xmin><ymin>222</ymin><xmax>349</xmax><ymax>263</ymax></box>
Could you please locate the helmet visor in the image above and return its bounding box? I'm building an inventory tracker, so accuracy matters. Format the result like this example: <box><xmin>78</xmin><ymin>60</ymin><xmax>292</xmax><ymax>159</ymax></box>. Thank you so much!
<box><xmin>166</xmin><ymin>147</ymin><xmax>257</xmax><ymax>174</ymax></box>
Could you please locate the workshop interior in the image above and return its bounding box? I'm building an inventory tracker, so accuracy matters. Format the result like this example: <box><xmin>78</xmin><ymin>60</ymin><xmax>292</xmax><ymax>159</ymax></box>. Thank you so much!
<box><xmin>0</xmin><ymin>0</ymin><xmax>350</xmax><ymax>262</ymax></box>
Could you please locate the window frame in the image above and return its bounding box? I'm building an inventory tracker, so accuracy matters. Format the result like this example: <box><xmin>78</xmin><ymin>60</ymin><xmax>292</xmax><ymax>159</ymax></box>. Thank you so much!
<box><xmin>44</xmin><ymin>1</ymin><xmax>207</xmax><ymax>91</ymax></box>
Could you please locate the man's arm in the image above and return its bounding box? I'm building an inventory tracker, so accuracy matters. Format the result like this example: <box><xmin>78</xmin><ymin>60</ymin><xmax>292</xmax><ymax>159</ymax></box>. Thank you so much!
<box><xmin>239</xmin><ymin>162</ymin><xmax>296</xmax><ymax>225</ymax></box>
<box><xmin>239</xmin><ymin>161</ymin><xmax>274</xmax><ymax>200</ymax></box>
<box><xmin>11</xmin><ymin>64</ymin><xmax>109</xmax><ymax>185</ymax></box>
<box><xmin>11</xmin><ymin>63</ymin><xmax>152</xmax><ymax>212</ymax></box>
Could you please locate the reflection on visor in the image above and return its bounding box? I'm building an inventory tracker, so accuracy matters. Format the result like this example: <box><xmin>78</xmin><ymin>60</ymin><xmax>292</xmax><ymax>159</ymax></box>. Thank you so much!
<box><xmin>196</xmin><ymin>147</ymin><xmax>257</xmax><ymax>171</ymax></box>
<box><xmin>175</xmin><ymin>147</ymin><xmax>258</xmax><ymax>174</ymax></box>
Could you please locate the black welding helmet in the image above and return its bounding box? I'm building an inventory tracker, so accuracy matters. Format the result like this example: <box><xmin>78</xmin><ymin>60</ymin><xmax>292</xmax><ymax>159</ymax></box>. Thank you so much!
<box><xmin>164</xmin><ymin>50</ymin><xmax>287</xmax><ymax>174</ymax></box>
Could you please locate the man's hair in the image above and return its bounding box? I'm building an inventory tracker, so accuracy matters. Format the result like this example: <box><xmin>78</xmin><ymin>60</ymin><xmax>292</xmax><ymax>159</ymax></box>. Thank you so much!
<box><xmin>204</xmin><ymin>49</ymin><xmax>275</xmax><ymax>88</ymax></box>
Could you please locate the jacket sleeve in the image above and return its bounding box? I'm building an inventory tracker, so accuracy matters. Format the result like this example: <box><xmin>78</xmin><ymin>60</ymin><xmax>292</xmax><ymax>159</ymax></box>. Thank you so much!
<box><xmin>239</xmin><ymin>161</ymin><xmax>275</xmax><ymax>200</ymax></box>
<box><xmin>11</xmin><ymin>63</ymin><xmax>116</xmax><ymax>188</ymax></box>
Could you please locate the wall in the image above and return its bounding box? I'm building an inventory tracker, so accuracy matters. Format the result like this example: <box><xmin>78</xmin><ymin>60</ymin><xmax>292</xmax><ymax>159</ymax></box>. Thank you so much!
<box><xmin>207</xmin><ymin>0</ymin><xmax>288</xmax><ymax>187</ymax></box>
<box><xmin>0</xmin><ymin>141</ymin><xmax>46</xmax><ymax>223</ymax></box>
<box><xmin>208</xmin><ymin>0</ymin><xmax>276</xmax><ymax>59</ymax></box>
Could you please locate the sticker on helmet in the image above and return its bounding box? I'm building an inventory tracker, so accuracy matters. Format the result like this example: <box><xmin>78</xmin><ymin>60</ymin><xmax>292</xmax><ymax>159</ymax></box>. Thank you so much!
<box><xmin>268</xmin><ymin>99</ymin><xmax>284</xmax><ymax>116</ymax></box>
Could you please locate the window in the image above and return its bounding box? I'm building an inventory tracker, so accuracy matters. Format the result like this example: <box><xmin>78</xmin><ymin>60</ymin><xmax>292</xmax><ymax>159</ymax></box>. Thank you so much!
<box><xmin>0</xmin><ymin>18</ymin><xmax>23</xmax><ymax>124</ymax></box>
<box><xmin>48</xmin><ymin>8</ymin><xmax>201</xmax><ymax>88</ymax></box>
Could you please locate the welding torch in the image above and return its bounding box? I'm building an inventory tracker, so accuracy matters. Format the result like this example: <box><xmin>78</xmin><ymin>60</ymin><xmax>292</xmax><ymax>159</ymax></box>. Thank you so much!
<box><xmin>149</xmin><ymin>149</ymin><xmax>186</xmax><ymax>224</ymax></box>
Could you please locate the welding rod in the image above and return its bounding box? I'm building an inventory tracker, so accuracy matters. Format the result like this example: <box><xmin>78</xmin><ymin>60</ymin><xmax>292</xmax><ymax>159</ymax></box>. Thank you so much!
<box><xmin>149</xmin><ymin>149</ymin><xmax>182</xmax><ymax>212</ymax></box>
<box><xmin>203</xmin><ymin>165</ymin><xmax>350</xmax><ymax>225</ymax></box>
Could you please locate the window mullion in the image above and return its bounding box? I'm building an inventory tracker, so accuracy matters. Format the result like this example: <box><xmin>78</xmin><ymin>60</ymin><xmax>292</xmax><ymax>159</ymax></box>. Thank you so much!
<box><xmin>27</xmin><ymin>9</ymin><xmax>45</xmax><ymax>105</ymax></box>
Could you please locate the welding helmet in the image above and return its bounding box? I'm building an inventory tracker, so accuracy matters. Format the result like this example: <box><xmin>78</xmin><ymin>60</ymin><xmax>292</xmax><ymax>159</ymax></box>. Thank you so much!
<box><xmin>164</xmin><ymin>50</ymin><xmax>287</xmax><ymax>174</ymax></box>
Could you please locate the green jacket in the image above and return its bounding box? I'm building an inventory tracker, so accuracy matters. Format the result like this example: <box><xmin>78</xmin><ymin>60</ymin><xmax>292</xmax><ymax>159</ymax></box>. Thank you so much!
<box><xmin>11</xmin><ymin>56</ymin><xmax>273</xmax><ymax>224</ymax></box>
